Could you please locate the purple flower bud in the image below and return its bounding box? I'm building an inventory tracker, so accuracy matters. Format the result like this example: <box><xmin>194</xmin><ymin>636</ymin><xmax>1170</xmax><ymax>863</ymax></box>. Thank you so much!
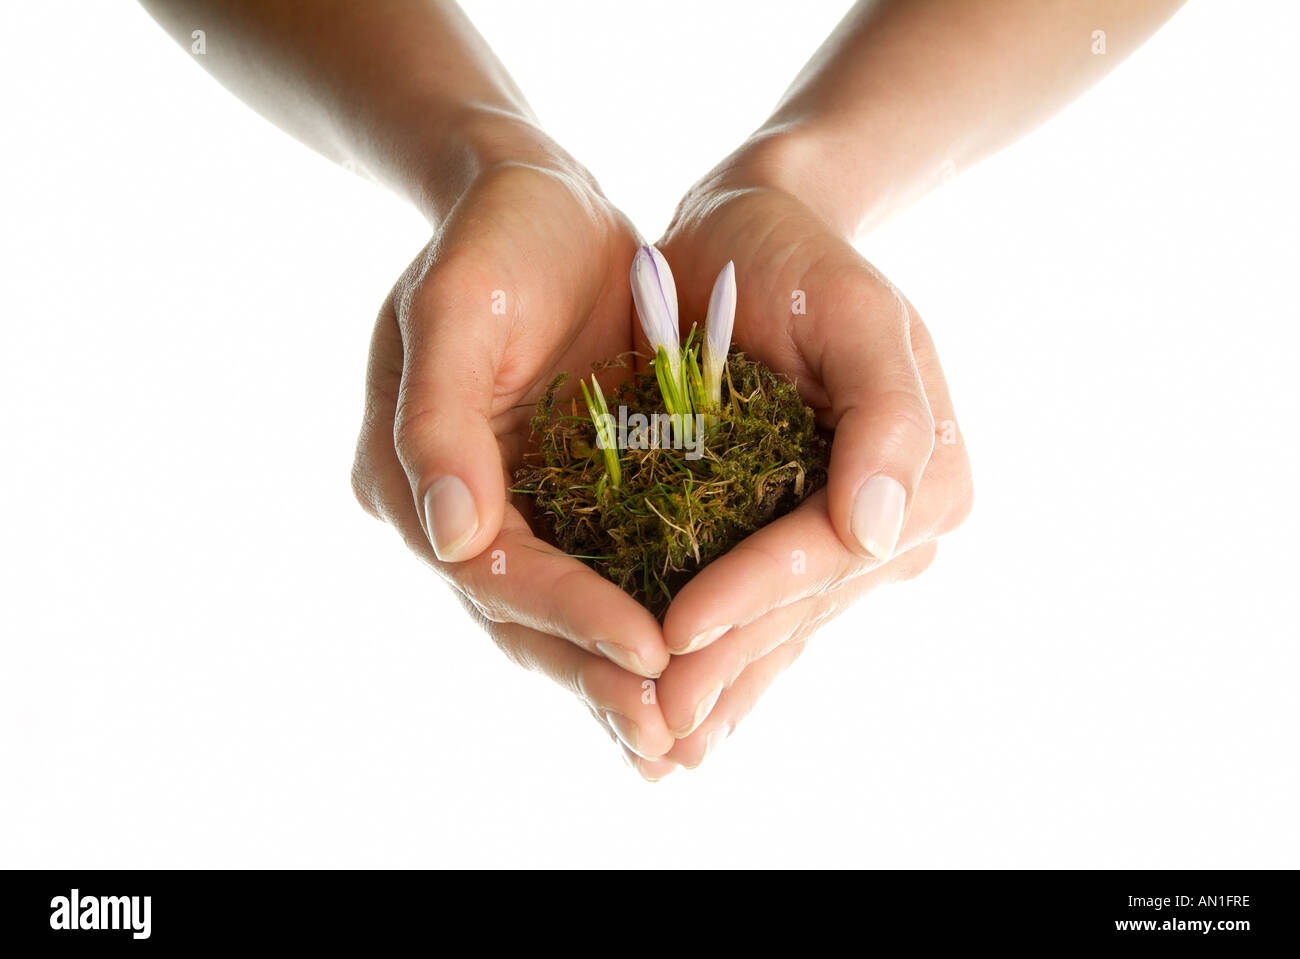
<box><xmin>630</xmin><ymin>244</ymin><xmax>681</xmax><ymax>386</ymax></box>
<box><xmin>702</xmin><ymin>261</ymin><xmax>736</xmax><ymax>407</ymax></box>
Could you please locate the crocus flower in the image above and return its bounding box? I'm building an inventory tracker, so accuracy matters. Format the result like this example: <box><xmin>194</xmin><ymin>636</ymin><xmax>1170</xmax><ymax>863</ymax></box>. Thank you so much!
<box><xmin>630</xmin><ymin>245</ymin><xmax>682</xmax><ymax>393</ymax></box>
<box><xmin>701</xmin><ymin>260</ymin><xmax>736</xmax><ymax>409</ymax></box>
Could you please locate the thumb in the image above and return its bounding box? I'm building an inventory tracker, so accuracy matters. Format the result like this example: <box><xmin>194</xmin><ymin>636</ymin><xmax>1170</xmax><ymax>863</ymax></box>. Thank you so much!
<box><xmin>820</xmin><ymin>283</ymin><xmax>935</xmax><ymax>562</ymax></box>
<box><xmin>392</xmin><ymin>280</ymin><xmax>507</xmax><ymax>564</ymax></box>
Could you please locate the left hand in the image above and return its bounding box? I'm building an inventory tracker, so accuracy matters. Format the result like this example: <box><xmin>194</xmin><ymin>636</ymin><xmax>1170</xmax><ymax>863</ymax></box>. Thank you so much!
<box><xmin>638</xmin><ymin>150</ymin><xmax>975</xmax><ymax>774</ymax></box>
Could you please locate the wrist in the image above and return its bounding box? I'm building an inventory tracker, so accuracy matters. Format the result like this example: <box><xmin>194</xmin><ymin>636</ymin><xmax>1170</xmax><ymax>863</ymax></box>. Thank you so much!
<box><xmin>410</xmin><ymin>105</ymin><xmax>591</xmax><ymax>224</ymax></box>
<box><xmin>698</xmin><ymin>120</ymin><xmax>919</xmax><ymax>241</ymax></box>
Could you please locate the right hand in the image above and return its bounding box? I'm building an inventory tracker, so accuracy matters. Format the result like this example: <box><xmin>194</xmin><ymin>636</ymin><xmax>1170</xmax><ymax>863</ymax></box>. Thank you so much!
<box><xmin>349</xmin><ymin>143</ymin><xmax>677</xmax><ymax>774</ymax></box>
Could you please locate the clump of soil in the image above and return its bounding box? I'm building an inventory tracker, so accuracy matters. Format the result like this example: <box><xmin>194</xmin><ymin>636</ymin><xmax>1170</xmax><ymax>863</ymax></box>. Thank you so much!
<box><xmin>514</xmin><ymin>351</ymin><xmax>829</xmax><ymax>618</ymax></box>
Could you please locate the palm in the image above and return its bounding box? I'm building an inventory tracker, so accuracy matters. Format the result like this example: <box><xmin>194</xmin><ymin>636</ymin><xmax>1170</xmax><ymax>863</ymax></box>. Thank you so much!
<box><xmin>660</xmin><ymin>188</ymin><xmax>852</xmax><ymax>410</ymax></box>
<box><xmin>635</xmin><ymin>186</ymin><xmax>972</xmax><ymax>766</ymax></box>
<box><xmin>421</xmin><ymin>165</ymin><xmax>641</xmax><ymax>479</ymax></box>
<box><xmin>352</xmin><ymin>162</ymin><xmax>680</xmax><ymax>717</ymax></box>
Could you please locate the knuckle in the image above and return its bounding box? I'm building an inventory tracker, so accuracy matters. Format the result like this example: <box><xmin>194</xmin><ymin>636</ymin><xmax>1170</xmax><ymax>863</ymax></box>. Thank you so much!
<box><xmin>404</xmin><ymin>252</ymin><xmax>495</xmax><ymax>327</ymax></box>
<box><xmin>451</xmin><ymin>564</ymin><xmax>513</xmax><ymax>625</ymax></box>
<box><xmin>886</xmin><ymin>389</ymin><xmax>937</xmax><ymax>439</ymax></box>
<box><xmin>390</xmin><ymin>400</ymin><xmax>445</xmax><ymax>479</ymax></box>
<box><xmin>859</xmin><ymin>389</ymin><xmax>937</xmax><ymax>460</ymax></box>
<box><xmin>486</xmin><ymin>622</ymin><xmax>531</xmax><ymax>673</ymax></box>
<box><xmin>824</xmin><ymin>261</ymin><xmax>903</xmax><ymax>319</ymax></box>
<box><xmin>406</xmin><ymin>269</ymin><xmax>452</xmax><ymax>323</ymax></box>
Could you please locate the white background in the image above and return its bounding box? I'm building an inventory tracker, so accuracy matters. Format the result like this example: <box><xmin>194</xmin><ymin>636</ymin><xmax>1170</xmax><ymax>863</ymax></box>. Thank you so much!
<box><xmin>2</xmin><ymin>2</ymin><xmax>1297</xmax><ymax>868</ymax></box>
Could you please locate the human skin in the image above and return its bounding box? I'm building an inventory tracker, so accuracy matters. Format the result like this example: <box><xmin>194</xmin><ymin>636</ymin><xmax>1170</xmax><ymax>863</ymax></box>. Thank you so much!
<box><xmin>141</xmin><ymin>0</ymin><xmax>1184</xmax><ymax>778</ymax></box>
<box><xmin>141</xmin><ymin>0</ymin><xmax>680</xmax><ymax>760</ymax></box>
<box><xmin>641</xmin><ymin>0</ymin><xmax>1186</xmax><ymax>774</ymax></box>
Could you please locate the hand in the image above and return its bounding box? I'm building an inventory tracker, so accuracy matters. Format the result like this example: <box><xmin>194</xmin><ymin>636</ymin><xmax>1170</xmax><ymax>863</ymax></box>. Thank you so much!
<box><xmin>349</xmin><ymin>138</ymin><xmax>678</xmax><ymax>769</ymax></box>
<box><xmin>641</xmin><ymin>143</ymin><xmax>974</xmax><ymax>773</ymax></box>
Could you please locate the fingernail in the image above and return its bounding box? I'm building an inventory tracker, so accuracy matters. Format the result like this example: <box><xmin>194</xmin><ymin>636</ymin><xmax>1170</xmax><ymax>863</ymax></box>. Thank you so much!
<box><xmin>701</xmin><ymin>723</ymin><xmax>732</xmax><ymax>765</ymax></box>
<box><xmin>619</xmin><ymin>748</ymin><xmax>670</xmax><ymax>782</ymax></box>
<box><xmin>633</xmin><ymin>757</ymin><xmax>675</xmax><ymax>783</ymax></box>
<box><xmin>608</xmin><ymin>712</ymin><xmax>657</xmax><ymax>760</ymax></box>
<box><xmin>675</xmin><ymin>624</ymin><xmax>732</xmax><ymax>654</ymax></box>
<box><xmin>685</xmin><ymin>723</ymin><xmax>731</xmax><ymax>769</ymax></box>
<box><xmin>424</xmin><ymin>476</ymin><xmax>478</xmax><ymax>561</ymax></box>
<box><xmin>706</xmin><ymin>723</ymin><xmax>732</xmax><ymax>761</ymax></box>
<box><xmin>674</xmin><ymin>684</ymin><xmax>723</xmax><ymax>739</ymax></box>
<box><xmin>851</xmin><ymin>474</ymin><xmax>906</xmax><ymax>560</ymax></box>
<box><xmin>596</xmin><ymin>642</ymin><xmax>658</xmax><ymax>678</ymax></box>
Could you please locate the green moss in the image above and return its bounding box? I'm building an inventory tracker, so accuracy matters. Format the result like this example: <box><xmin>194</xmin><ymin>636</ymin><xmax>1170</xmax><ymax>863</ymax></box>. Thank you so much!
<box><xmin>514</xmin><ymin>351</ymin><xmax>829</xmax><ymax>618</ymax></box>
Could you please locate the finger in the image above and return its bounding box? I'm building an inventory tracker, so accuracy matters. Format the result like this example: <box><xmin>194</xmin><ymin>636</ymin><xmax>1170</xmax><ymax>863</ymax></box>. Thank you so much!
<box><xmin>665</xmin><ymin>639</ymin><xmax>810</xmax><ymax>769</ymax></box>
<box><xmin>617</xmin><ymin>744</ymin><xmax>679</xmax><ymax>782</ymax></box>
<box><xmin>392</xmin><ymin>262</ymin><xmax>510</xmax><ymax>564</ymax></box>
<box><xmin>582</xmin><ymin>670</ymin><xmax>676</xmax><ymax>781</ymax></box>
<box><xmin>804</xmin><ymin>273</ymin><xmax>936</xmax><ymax>563</ymax></box>
<box><xmin>665</xmin><ymin>542</ymin><xmax>935</xmax><ymax>770</ymax></box>
<box><xmin>664</xmin><ymin>225</ymin><xmax>936</xmax><ymax>561</ymax></box>
<box><xmin>657</xmin><ymin>541</ymin><xmax>939</xmax><ymax>740</ymax></box>
<box><xmin>661</xmin><ymin>590</ymin><xmax>812</xmax><ymax>741</ymax></box>
<box><xmin>906</xmin><ymin>317</ymin><xmax>975</xmax><ymax>535</ymax></box>
<box><xmin>661</xmin><ymin>489</ymin><xmax>842</xmax><ymax>654</ymax></box>
<box><xmin>484</xmin><ymin>619</ymin><xmax>676</xmax><ymax>762</ymax></box>
<box><xmin>662</xmin><ymin>336</ymin><xmax>965</xmax><ymax>657</ymax></box>
<box><xmin>450</xmin><ymin>509</ymin><xmax>671</xmax><ymax>678</ymax></box>
<box><xmin>354</xmin><ymin>306</ymin><xmax>670</xmax><ymax>676</ymax></box>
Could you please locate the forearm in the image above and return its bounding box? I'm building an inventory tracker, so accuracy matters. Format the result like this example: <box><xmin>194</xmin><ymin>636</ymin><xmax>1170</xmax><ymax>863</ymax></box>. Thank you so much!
<box><xmin>139</xmin><ymin>0</ymin><xmax>567</xmax><ymax>222</ymax></box>
<box><xmin>730</xmin><ymin>0</ymin><xmax>1185</xmax><ymax>238</ymax></box>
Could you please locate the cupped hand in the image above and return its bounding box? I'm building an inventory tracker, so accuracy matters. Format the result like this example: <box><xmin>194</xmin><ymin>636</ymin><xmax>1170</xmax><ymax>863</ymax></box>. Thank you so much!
<box><xmin>645</xmin><ymin>154</ymin><xmax>974</xmax><ymax>771</ymax></box>
<box><xmin>350</xmin><ymin>150</ymin><xmax>678</xmax><ymax>768</ymax></box>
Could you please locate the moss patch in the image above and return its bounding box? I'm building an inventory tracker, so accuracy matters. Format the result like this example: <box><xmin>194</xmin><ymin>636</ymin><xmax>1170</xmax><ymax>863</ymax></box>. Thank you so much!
<box><xmin>514</xmin><ymin>351</ymin><xmax>829</xmax><ymax>618</ymax></box>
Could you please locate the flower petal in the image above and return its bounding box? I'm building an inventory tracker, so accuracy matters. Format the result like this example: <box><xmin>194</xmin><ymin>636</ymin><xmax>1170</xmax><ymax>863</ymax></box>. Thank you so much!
<box><xmin>630</xmin><ymin>245</ymin><xmax>681</xmax><ymax>382</ymax></box>
<box><xmin>702</xmin><ymin>260</ymin><xmax>736</xmax><ymax>405</ymax></box>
